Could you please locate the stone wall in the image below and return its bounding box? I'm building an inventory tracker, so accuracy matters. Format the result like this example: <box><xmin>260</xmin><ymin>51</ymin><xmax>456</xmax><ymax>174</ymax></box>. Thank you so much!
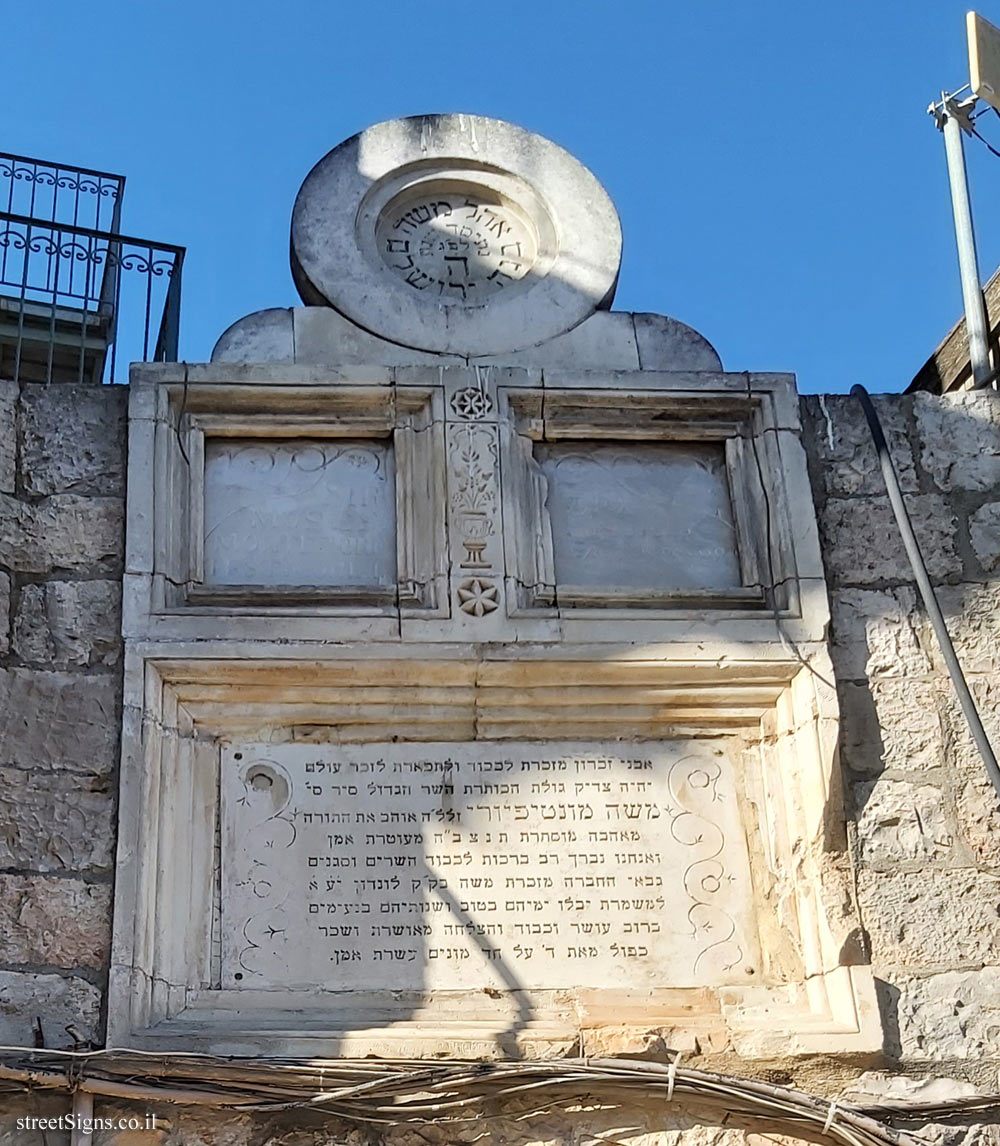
<box><xmin>0</xmin><ymin>382</ymin><xmax>125</xmax><ymax>1052</ymax></box>
<box><xmin>801</xmin><ymin>392</ymin><xmax>1000</xmax><ymax>1095</ymax></box>
<box><xmin>2</xmin><ymin>382</ymin><xmax>1000</xmax><ymax>1142</ymax></box>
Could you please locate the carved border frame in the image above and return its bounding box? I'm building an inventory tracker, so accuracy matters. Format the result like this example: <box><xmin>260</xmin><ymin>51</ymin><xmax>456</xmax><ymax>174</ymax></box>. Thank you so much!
<box><xmin>499</xmin><ymin>388</ymin><xmax>798</xmax><ymax>619</ymax></box>
<box><xmin>124</xmin><ymin>381</ymin><xmax>449</xmax><ymax>639</ymax></box>
<box><xmin>107</xmin><ymin>648</ymin><xmax>881</xmax><ymax>1062</ymax></box>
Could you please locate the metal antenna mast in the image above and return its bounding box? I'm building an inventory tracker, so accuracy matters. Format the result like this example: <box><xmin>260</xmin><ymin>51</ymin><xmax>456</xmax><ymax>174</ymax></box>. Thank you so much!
<box><xmin>927</xmin><ymin>11</ymin><xmax>1000</xmax><ymax>391</ymax></box>
<box><xmin>929</xmin><ymin>91</ymin><xmax>992</xmax><ymax>387</ymax></box>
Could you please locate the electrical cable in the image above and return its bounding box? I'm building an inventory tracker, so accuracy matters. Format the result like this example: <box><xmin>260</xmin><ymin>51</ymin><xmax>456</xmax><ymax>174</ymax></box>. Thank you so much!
<box><xmin>851</xmin><ymin>384</ymin><xmax>1000</xmax><ymax>803</ymax></box>
<box><xmin>0</xmin><ymin>1048</ymin><xmax>931</xmax><ymax>1146</ymax></box>
<box><xmin>969</xmin><ymin>124</ymin><xmax>1000</xmax><ymax>158</ymax></box>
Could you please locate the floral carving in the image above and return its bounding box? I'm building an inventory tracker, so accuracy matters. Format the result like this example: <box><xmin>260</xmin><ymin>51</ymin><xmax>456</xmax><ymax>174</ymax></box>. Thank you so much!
<box><xmin>450</xmin><ymin>386</ymin><xmax>493</xmax><ymax>420</ymax></box>
<box><xmin>457</xmin><ymin>577</ymin><xmax>499</xmax><ymax>616</ymax></box>
<box><xmin>450</xmin><ymin>426</ymin><xmax>497</xmax><ymax>514</ymax></box>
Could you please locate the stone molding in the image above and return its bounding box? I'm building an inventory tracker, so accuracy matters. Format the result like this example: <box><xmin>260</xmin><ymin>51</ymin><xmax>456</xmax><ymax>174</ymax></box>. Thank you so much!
<box><xmin>109</xmin><ymin>360</ymin><xmax>879</xmax><ymax>1061</ymax></box>
<box><xmin>108</xmin><ymin>649</ymin><xmax>880</xmax><ymax>1059</ymax></box>
<box><xmin>124</xmin><ymin>364</ymin><xmax>827</xmax><ymax>646</ymax></box>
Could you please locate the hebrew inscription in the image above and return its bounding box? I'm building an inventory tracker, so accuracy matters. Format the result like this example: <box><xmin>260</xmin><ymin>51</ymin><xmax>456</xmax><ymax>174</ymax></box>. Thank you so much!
<box><xmin>221</xmin><ymin>741</ymin><xmax>759</xmax><ymax>994</ymax></box>
<box><xmin>202</xmin><ymin>439</ymin><xmax>396</xmax><ymax>587</ymax></box>
<box><xmin>376</xmin><ymin>192</ymin><xmax>537</xmax><ymax>303</ymax></box>
<box><xmin>535</xmin><ymin>442</ymin><xmax>742</xmax><ymax>592</ymax></box>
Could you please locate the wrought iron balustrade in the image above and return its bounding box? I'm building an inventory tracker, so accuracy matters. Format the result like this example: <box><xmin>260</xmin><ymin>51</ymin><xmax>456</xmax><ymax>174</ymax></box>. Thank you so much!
<box><xmin>0</xmin><ymin>152</ymin><xmax>184</xmax><ymax>384</ymax></box>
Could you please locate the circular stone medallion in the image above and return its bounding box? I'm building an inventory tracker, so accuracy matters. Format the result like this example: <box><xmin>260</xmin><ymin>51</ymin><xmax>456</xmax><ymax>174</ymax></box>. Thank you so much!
<box><xmin>374</xmin><ymin>183</ymin><xmax>538</xmax><ymax>305</ymax></box>
<box><xmin>290</xmin><ymin>115</ymin><xmax>621</xmax><ymax>355</ymax></box>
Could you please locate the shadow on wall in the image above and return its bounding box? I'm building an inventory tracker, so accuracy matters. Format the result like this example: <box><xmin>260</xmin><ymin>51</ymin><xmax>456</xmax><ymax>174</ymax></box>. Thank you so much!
<box><xmin>801</xmin><ymin>389</ymin><xmax>1000</xmax><ymax>1067</ymax></box>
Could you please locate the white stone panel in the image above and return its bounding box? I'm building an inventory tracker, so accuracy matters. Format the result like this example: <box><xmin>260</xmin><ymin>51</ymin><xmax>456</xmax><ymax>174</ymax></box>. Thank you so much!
<box><xmin>535</xmin><ymin>442</ymin><xmax>742</xmax><ymax>591</ymax></box>
<box><xmin>221</xmin><ymin>740</ymin><xmax>759</xmax><ymax>993</ymax></box>
<box><xmin>202</xmin><ymin>438</ymin><xmax>395</xmax><ymax>587</ymax></box>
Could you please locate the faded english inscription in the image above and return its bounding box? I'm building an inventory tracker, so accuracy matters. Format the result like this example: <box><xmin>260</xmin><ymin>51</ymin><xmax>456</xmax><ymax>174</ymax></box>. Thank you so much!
<box><xmin>376</xmin><ymin>196</ymin><xmax>536</xmax><ymax>303</ymax></box>
<box><xmin>220</xmin><ymin>741</ymin><xmax>759</xmax><ymax>993</ymax></box>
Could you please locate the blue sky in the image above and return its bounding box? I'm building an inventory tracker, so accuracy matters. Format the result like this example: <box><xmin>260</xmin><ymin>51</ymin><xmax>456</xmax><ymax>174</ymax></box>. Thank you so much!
<box><xmin>6</xmin><ymin>1</ymin><xmax>1000</xmax><ymax>392</ymax></box>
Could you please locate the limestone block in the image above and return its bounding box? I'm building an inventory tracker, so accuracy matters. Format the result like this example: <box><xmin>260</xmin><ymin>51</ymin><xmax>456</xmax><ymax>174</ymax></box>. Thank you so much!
<box><xmin>0</xmin><ymin>767</ymin><xmax>114</xmax><ymax>871</ymax></box>
<box><xmin>854</xmin><ymin>778</ymin><xmax>956</xmax><ymax>864</ymax></box>
<box><xmin>291</xmin><ymin>306</ymin><xmax>451</xmax><ymax>367</ymax></box>
<box><xmin>0</xmin><ymin>494</ymin><xmax>123</xmax><ymax>574</ymax></box>
<box><xmin>211</xmin><ymin>307</ymin><xmax>294</xmax><ymax>363</ymax></box>
<box><xmin>0</xmin><ymin>970</ymin><xmax>101</xmax><ymax>1047</ymax></box>
<box><xmin>828</xmin><ymin>586</ymin><xmax>930</xmax><ymax>680</ymax></box>
<box><xmin>94</xmin><ymin>1107</ymin><xmax>240</xmax><ymax>1145</ymax></box>
<box><xmin>0</xmin><ymin>668</ymin><xmax>120</xmax><ymax>775</ymax></box>
<box><xmin>634</xmin><ymin>313</ymin><xmax>722</xmax><ymax>372</ymax></box>
<box><xmin>922</xmin><ymin>584</ymin><xmax>1000</xmax><ymax>676</ymax></box>
<box><xmin>892</xmin><ymin>968</ymin><xmax>1000</xmax><ymax>1059</ymax></box>
<box><xmin>839</xmin><ymin>679</ymin><xmax>945</xmax><ymax>776</ymax></box>
<box><xmin>582</xmin><ymin>1024</ymin><xmax>692</xmax><ymax>1059</ymax></box>
<box><xmin>819</xmin><ymin>495</ymin><xmax>959</xmax><ymax>583</ymax></box>
<box><xmin>220</xmin><ymin>740</ymin><xmax>758</xmax><ymax>993</ymax></box>
<box><xmin>0</xmin><ymin>874</ymin><xmax>110</xmax><ymax>970</ymax></box>
<box><xmin>0</xmin><ymin>1095</ymin><xmax>77</xmax><ymax>1145</ymax></box>
<box><xmin>20</xmin><ymin>383</ymin><xmax>126</xmax><ymax>496</ymax></box>
<box><xmin>919</xmin><ymin>1127</ymin><xmax>1000</xmax><ymax>1146</ymax></box>
<box><xmin>859</xmin><ymin>868</ymin><xmax>1000</xmax><ymax>968</ymax></box>
<box><xmin>935</xmin><ymin>674</ymin><xmax>1000</xmax><ymax>776</ymax></box>
<box><xmin>0</xmin><ymin>381</ymin><xmax>15</xmax><ymax>493</ymax></box>
<box><xmin>801</xmin><ymin>394</ymin><xmax>917</xmax><ymax>496</ymax></box>
<box><xmin>970</xmin><ymin>501</ymin><xmax>1000</xmax><ymax>573</ymax></box>
<box><xmin>202</xmin><ymin>439</ymin><xmax>396</xmax><ymax>588</ymax></box>
<box><xmin>13</xmin><ymin>580</ymin><xmax>122</xmax><ymax>667</ymax></box>
<box><xmin>0</xmin><ymin>572</ymin><xmax>8</xmax><ymax>656</ymax></box>
<box><xmin>843</xmin><ymin>1071</ymin><xmax>986</xmax><ymax>1103</ymax></box>
<box><xmin>474</xmin><ymin>310</ymin><xmax>640</xmax><ymax>370</ymax></box>
<box><xmin>956</xmin><ymin>772</ymin><xmax>1000</xmax><ymax>868</ymax></box>
<box><xmin>916</xmin><ymin>391</ymin><xmax>1000</xmax><ymax>492</ymax></box>
<box><xmin>838</xmin><ymin>1077</ymin><xmax>998</xmax><ymax>1146</ymax></box>
<box><xmin>536</xmin><ymin>440</ymin><xmax>742</xmax><ymax>592</ymax></box>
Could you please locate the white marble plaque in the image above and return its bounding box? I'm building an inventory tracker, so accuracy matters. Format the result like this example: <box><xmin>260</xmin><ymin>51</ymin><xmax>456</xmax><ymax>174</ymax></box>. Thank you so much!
<box><xmin>535</xmin><ymin>442</ymin><xmax>742</xmax><ymax>591</ymax></box>
<box><xmin>221</xmin><ymin>741</ymin><xmax>759</xmax><ymax>993</ymax></box>
<box><xmin>202</xmin><ymin>439</ymin><xmax>396</xmax><ymax>587</ymax></box>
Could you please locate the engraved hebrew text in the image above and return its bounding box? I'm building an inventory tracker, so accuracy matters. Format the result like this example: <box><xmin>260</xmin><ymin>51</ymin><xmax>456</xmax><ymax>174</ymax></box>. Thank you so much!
<box><xmin>221</xmin><ymin>741</ymin><xmax>759</xmax><ymax>993</ymax></box>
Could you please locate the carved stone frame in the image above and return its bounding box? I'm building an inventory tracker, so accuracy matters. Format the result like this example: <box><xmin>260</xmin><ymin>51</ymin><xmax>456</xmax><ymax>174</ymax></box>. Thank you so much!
<box><xmin>107</xmin><ymin>646</ymin><xmax>881</xmax><ymax>1062</ymax></box>
<box><xmin>500</xmin><ymin>388</ymin><xmax>797</xmax><ymax>619</ymax></box>
<box><xmin>124</xmin><ymin>378</ymin><xmax>449</xmax><ymax>641</ymax></box>
<box><xmin>112</xmin><ymin>364</ymin><xmax>878</xmax><ymax>1065</ymax></box>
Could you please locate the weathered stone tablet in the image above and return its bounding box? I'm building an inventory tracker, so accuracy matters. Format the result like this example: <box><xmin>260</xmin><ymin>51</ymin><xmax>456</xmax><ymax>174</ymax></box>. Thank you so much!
<box><xmin>221</xmin><ymin>741</ymin><xmax>758</xmax><ymax>994</ymax></box>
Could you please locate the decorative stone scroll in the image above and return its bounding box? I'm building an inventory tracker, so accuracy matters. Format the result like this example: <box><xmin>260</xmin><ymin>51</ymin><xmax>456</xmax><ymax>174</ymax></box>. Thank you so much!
<box><xmin>221</xmin><ymin>741</ymin><xmax>759</xmax><ymax>993</ymax></box>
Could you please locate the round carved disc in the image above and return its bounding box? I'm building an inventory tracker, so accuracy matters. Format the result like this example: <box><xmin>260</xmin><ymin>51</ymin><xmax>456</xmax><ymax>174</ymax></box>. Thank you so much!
<box><xmin>290</xmin><ymin>115</ymin><xmax>622</xmax><ymax>355</ymax></box>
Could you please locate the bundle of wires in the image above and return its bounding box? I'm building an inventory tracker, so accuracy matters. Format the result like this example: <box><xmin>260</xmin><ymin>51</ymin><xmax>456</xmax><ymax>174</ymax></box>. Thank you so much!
<box><xmin>0</xmin><ymin>1047</ymin><xmax>981</xmax><ymax>1146</ymax></box>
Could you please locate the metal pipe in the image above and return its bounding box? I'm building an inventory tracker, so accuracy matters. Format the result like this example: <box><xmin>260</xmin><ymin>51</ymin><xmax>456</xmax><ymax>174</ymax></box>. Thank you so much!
<box><xmin>940</xmin><ymin>101</ymin><xmax>994</xmax><ymax>388</ymax></box>
<box><xmin>70</xmin><ymin>1088</ymin><xmax>93</xmax><ymax>1146</ymax></box>
<box><xmin>851</xmin><ymin>384</ymin><xmax>1000</xmax><ymax>801</ymax></box>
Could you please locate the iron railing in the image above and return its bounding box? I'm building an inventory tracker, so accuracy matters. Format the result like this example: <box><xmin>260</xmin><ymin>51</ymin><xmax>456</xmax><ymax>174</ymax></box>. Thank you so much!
<box><xmin>0</xmin><ymin>152</ymin><xmax>184</xmax><ymax>383</ymax></box>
